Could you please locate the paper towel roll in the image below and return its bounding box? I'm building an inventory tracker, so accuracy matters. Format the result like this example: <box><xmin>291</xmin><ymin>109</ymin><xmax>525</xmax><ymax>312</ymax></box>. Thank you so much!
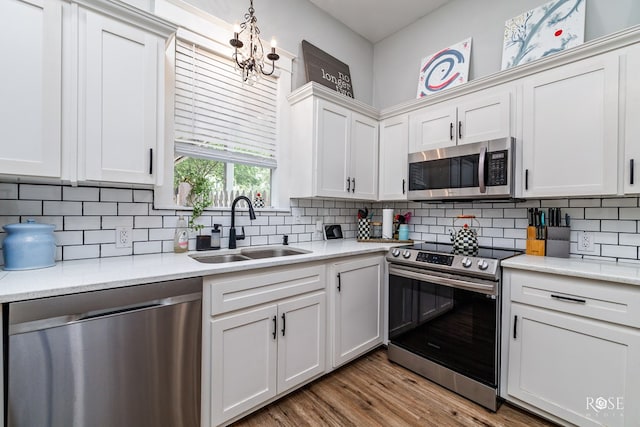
<box><xmin>382</xmin><ymin>209</ymin><xmax>394</xmax><ymax>239</ymax></box>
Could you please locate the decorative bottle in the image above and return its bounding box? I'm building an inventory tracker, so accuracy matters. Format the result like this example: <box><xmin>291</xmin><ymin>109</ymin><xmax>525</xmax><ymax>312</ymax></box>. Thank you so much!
<box><xmin>174</xmin><ymin>216</ymin><xmax>189</xmax><ymax>253</ymax></box>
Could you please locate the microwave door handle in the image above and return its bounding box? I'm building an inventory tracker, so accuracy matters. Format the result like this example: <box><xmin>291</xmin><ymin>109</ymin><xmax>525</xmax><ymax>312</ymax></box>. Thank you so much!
<box><xmin>478</xmin><ymin>146</ymin><xmax>487</xmax><ymax>193</ymax></box>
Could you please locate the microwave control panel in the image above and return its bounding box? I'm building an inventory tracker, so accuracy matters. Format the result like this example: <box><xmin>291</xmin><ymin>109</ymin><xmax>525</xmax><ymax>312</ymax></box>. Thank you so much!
<box><xmin>487</xmin><ymin>150</ymin><xmax>508</xmax><ymax>186</ymax></box>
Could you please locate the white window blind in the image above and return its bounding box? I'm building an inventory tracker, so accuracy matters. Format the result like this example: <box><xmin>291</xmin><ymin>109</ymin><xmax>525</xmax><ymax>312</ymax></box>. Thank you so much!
<box><xmin>174</xmin><ymin>39</ymin><xmax>278</xmax><ymax>168</ymax></box>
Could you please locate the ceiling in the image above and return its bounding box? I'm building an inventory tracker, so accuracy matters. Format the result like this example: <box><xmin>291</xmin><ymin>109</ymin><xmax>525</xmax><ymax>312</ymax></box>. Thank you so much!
<box><xmin>308</xmin><ymin>0</ymin><xmax>453</xmax><ymax>43</ymax></box>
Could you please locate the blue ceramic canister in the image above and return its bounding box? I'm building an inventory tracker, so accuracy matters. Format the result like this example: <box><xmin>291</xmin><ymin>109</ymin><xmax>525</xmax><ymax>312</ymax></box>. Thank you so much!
<box><xmin>2</xmin><ymin>219</ymin><xmax>56</xmax><ymax>270</ymax></box>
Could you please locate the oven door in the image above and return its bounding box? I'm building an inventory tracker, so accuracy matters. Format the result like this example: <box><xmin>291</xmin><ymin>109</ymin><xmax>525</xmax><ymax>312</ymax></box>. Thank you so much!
<box><xmin>388</xmin><ymin>265</ymin><xmax>499</xmax><ymax>387</ymax></box>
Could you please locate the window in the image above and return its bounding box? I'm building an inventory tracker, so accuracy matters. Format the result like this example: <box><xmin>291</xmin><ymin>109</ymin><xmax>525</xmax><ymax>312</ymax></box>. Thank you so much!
<box><xmin>173</xmin><ymin>39</ymin><xmax>278</xmax><ymax>207</ymax></box>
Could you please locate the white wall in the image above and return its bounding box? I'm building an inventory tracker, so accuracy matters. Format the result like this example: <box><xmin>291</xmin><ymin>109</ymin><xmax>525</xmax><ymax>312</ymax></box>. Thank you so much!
<box><xmin>373</xmin><ymin>0</ymin><xmax>640</xmax><ymax>109</ymax></box>
<box><xmin>183</xmin><ymin>0</ymin><xmax>375</xmax><ymax>104</ymax></box>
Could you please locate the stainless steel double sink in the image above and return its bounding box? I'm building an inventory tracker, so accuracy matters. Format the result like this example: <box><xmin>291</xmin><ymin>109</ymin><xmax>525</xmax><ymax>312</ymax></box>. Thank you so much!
<box><xmin>190</xmin><ymin>246</ymin><xmax>311</xmax><ymax>264</ymax></box>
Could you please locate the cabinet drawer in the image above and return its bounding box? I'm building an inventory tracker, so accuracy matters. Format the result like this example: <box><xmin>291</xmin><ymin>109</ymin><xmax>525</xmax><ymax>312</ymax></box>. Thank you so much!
<box><xmin>205</xmin><ymin>265</ymin><xmax>325</xmax><ymax>315</ymax></box>
<box><xmin>507</xmin><ymin>269</ymin><xmax>640</xmax><ymax>328</ymax></box>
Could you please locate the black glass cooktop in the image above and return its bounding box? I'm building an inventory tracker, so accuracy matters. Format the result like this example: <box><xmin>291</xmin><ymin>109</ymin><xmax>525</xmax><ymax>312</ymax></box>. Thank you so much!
<box><xmin>401</xmin><ymin>242</ymin><xmax>523</xmax><ymax>261</ymax></box>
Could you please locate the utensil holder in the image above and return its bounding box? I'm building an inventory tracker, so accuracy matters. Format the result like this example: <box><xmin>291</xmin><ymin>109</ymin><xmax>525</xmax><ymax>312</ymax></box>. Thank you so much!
<box><xmin>526</xmin><ymin>226</ymin><xmax>545</xmax><ymax>256</ymax></box>
<box><xmin>546</xmin><ymin>226</ymin><xmax>571</xmax><ymax>258</ymax></box>
<box><xmin>357</xmin><ymin>218</ymin><xmax>371</xmax><ymax>240</ymax></box>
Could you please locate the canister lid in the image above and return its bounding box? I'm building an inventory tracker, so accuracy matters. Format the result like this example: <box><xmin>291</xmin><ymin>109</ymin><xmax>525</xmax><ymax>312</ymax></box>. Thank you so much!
<box><xmin>3</xmin><ymin>219</ymin><xmax>56</xmax><ymax>232</ymax></box>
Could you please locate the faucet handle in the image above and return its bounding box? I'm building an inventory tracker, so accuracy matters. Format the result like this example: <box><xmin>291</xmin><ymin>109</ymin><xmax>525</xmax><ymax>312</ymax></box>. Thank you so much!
<box><xmin>236</xmin><ymin>226</ymin><xmax>246</xmax><ymax>241</ymax></box>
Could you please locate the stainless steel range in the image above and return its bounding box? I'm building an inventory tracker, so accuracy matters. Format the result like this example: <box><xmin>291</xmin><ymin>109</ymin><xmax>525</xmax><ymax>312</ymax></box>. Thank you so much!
<box><xmin>386</xmin><ymin>242</ymin><xmax>523</xmax><ymax>411</ymax></box>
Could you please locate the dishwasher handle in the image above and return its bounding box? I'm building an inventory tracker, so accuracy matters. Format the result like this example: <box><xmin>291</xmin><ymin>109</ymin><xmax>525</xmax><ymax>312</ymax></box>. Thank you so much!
<box><xmin>10</xmin><ymin>292</ymin><xmax>202</xmax><ymax>335</ymax></box>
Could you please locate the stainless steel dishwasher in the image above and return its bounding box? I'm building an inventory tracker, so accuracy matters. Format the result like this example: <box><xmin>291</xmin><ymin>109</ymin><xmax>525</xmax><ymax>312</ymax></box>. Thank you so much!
<box><xmin>6</xmin><ymin>277</ymin><xmax>202</xmax><ymax>427</ymax></box>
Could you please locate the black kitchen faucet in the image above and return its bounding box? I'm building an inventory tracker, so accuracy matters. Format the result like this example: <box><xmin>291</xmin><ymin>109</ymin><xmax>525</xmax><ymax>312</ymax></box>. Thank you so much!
<box><xmin>229</xmin><ymin>196</ymin><xmax>257</xmax><ymax>249</ymax></box>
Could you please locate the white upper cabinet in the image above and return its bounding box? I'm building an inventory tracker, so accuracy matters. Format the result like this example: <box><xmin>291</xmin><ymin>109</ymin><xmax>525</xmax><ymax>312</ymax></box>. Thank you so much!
<box><xmin>624</xmin><ymin>44</ymin><xmax>640</xmax><ymax>194</ymax></box>
<box><xmin>408</xmin><ymin>89</ymin><xmax>511</xmax><ymax>153</ymax></box>
<box><xmin>521</xmin><ymin>53</ymin><xmax>619</xmax><ymax>198</ymax></box>
<box><xmin>78</xmin><ymin>8</ymin><xmax>164</xmax><ymax>185</ymax></box>
<box><xmin>378</xmin><ymin>115</ymin><xmax>408</xmax><ymax>201</ymax></box>
<box><xmin>0</xmin><ymin>0</ymin><xmax>63</xmax><ymax>178</ymax></box>
<box><xmin>289</xmin><ymin>83</ymin><xmax>379</xmax><ymax>200</ymax></box>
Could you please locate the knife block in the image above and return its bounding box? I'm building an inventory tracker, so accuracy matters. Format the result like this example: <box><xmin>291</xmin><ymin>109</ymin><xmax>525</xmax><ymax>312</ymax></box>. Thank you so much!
<box><xmin>526</xmin><ymin>226</ymin><xmax>545</xmax><ymax>256</ymax></box>
<box><xmin>546</xmin><ymin>226</ymin><xmax>571</xmax><ymax>258</ymax></box>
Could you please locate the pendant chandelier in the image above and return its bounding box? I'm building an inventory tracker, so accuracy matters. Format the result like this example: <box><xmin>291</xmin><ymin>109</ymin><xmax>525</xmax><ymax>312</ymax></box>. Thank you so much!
<box><xmin>229</xmin><ymin>0</ymin><xmax>279</xmax><ymax>85</ymax></box>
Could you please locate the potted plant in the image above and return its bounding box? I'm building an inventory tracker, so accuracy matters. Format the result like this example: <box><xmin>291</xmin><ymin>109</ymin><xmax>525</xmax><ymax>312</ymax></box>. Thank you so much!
<box><xmin>174</xmin><ymin>159</ymin><xmax>219</xmax><ymax>249</ymax></box>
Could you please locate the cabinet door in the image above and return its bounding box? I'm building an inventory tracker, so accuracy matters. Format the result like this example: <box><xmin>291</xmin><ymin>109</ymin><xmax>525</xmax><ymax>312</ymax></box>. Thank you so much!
<box><xmin>457</xmin><ymin>91</ymin><xmax>510</xmax><ymax>144</ymax></box>
<box><xmin>0</xmin><ymin>0</ymin><xmax>62</xmax><ymax>177</ymax></box>
<box><xmin>277</xmin><ymin>292</ymin><xmax>326</xmax><ymax>394</ymax></box>
<box><xmin>210</xmin><ymin>305</ymin><xmax>278</xmax><ymax>426</ymax></box>
<box><xmin>81</xmin><ymin>10</ymin><xmax>160</xmax><ymax>184</ymax></box>
<box><xmin>624</xmin><ymin>44</ymin><xmax>640</xmax><ymax>194</ymax></box>
<box><xmin>408</xmin><ymin>104</ymin><xmax>457</xmax><ymax>152</ymax></box>
<box><xmin>333</xmin><ymin>257</ymin><xmax>384</xmax><ymax>367</ymax></box>
<box><xmin>378</xmin><ymin>115</ymin><xmax>408</xmax><ymax>201</ymax></box>
<box><xmin>521</xmin><ymin>54</ymin><xmax>619</xmax><ymax>197</ymax></box>
<box><xmin>316</xmin><ymin>100</ymin><xmax>350</xmax><ymax>197</ymax></box>
<box><xmin>508</xmin><ymin>303</ymin><xmax>640</xmax><ymax>426</ymax></box>
<box><xmin>349</xmin><ymin>112</ymin><xmax>379</xmax><ymax>200</ymax></box>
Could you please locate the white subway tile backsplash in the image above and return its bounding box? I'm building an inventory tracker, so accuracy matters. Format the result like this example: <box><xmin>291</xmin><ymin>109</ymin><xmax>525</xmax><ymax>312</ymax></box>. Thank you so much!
<box><xmin>1</xmin><ymin>182</ymin><xmax>638</xmax><ymax>262</ymax></box>
<box><xmin>133</xmin><ymin>241</ymin><xmax>162</xmax><ymax>255</ymax></box>
<box><xmin>63</xmin><ymin>187</ymin><xmax>100</xmax><ymax>201</ymax></box>
<box><xmin>65</xmin><ymin>216</ymin><xmax>101</xmax><ymax>230</ymax></box>
<box><xmin>0</xmin><ymin>200</ymin><xmax>42</xmax><ymax>216</ymax></box>
<box><xmin>84</xmin><ymin>202</ymin><xmax>118</xmax><ymax>216</ymax></box>
<box><xmin>20</xmin><ymin>184</ymin><xmax>61</xmax><ymax>200</ymax></box>
<box><xmin>118</xmin><ymin>203</ymin><xmax>149</xmax><ymax>216</ymax></box>
<box><xmin>44</xmin><ymin>201</ymin><xmax>82</xmax><ymax>216</ymax></box>
<box><xmin>619</xmin><ymin>208</ymin><xmax>640</xmax><ymax>220</ymax></box>
<box><xmin>0</xmin><ymin>183</ymin><xmax>18</xmax><ymax>199</ymax></box>
<box><xmin>101</xmin><ymin>188</ymin><xmax>132</xmax><ymax>202</ymax></box>
<box><xmin>27</xmin><ymin>216</ymin><xmax>64</xmax><ymax>230</ymax></box>
<box><xmin>569</xmin><ymin>199</ymin><xmax>601</xmax><ymax>207</ymax></box>
<box><xmin>102</xmin><ymin>216</ymin><xmax>134</xmax><ymax>229</ymax></box>
<box><xmin>64</xmin><ymin>245</ymin><xmax>100</xmax><ymax>260</ymax></box>
<box><xmin>601</xmin><ymin>245</ymin><xmax>638</xmax><ymax>260</ymax></box>
<box><xmin>101</xmin><ymin>244</ymin><xmax>133</xmax><ymax>257</ymax></box>
<box><xmin>134</xmin><ymin>216</ymin><xmax>163</xmax><ymax>229</ymax></box>
<box><xmin>585</xmin><ymin>208</ymin><xmax>618</xmax><ymax>220</ymax></box>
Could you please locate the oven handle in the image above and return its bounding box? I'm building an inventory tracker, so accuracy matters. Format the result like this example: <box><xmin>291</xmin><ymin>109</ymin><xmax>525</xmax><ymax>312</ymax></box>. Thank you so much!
<box><xmin>388</xmin><ymin>265</ymin><xmax>497</xmax><ymax>295</ymax></box>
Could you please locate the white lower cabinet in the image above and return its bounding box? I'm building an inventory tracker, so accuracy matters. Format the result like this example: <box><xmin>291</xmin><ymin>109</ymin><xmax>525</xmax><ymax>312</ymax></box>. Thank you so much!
<box><xmin>203</xmin><ymin>265</ymin><xmax>326</xmax><ymax>426</ymax></box>
<box><xmin>504</xmin><ymin>269</ymin><xmax>640</xmax><ymax>426</ymax></box>
<box><xmin>330</xmin><ymin>256</ymin><xmax>384</xmax><ymax>367</ymax></box>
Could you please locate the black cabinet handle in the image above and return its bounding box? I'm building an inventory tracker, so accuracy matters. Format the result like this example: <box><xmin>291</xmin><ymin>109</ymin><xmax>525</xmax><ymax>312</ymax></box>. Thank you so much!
<box><xmin>272</xmin><ymin>315</ymin><xmax>277</xmax><ymax>340</ymax></box>
<box><xmin>551</xmin><ymin>294</ymin><xmax>586</xmax><ymax>304</ymax></box>
<box><xmin>449</xmin><ymin>122</ymin><xmax>453</xmax><ymax>140</ymax></box>
<box><xmin>346</xmin><ymin>177</ymin><xmax>351</xmax><ymax>192</ymax></box>
<box><xmin>351</xmin><ymin>178</ymin><xmax>355</xmax><ymax>193</ymax></box>
<box><xmin>458</xmin><ymin>121</ymin><xmax>462</xmax><ymax>139</ymax></box>
<box><xmin>631</xmin><ymin>159</ymin><xmax>635</xmax><ymax>185</ymax></box>
<box><xmin>149</xmin><ymin>148</ymin><xmax>153</xmax><ymax>175</ymax></box>
<box><xmin>402</xmin><ymin>179</ymin><xmax>406</xmax><ymax>194</ymax></box>
<box><xmin>513</xmin><ymin>315</ymin><xmax>518</xmax><ymax>339</ymax></box>
<box><xmin>525</xmin><ymin>169</ymin><xmax>529</xmax><ymax>190</ymax></box>
<box><xmin>281</xmin><ymin>313</ymin><xmax>286</xmax><ymax>336</ymax></box>
<box><xmin>337</xmin><ymin>273</ymin><xmax>341</xmax><ymax>292</ymax></box>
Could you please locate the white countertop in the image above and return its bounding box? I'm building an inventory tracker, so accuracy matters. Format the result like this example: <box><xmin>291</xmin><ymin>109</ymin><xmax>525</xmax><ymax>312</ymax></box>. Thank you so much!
<box><xmin>0</xmin><ymin>240</ymin><xmax>401</xmax><ymax>302</ymax></box>
<box><xmin>502</xmin><ymin>255</ymin><xmax>640</xmax><ymax>287</ymax></box>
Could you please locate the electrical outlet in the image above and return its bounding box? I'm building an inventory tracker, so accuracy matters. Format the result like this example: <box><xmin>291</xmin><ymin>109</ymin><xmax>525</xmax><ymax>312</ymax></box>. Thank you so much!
<box><xmin>577</xmin><ymin>231</ymin><xmax>595</xmax><ymax>252</ymax></box>
<box><xmin>115</xmin><ymin>227</ymin><xmax>132</xmax><ymax>248</ymax></box>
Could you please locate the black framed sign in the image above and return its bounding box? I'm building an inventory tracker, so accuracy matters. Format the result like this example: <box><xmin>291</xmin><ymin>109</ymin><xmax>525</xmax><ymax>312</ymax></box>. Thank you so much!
<box><xmin>301</xmin><ymin>40</ymin><xmax>354</xmax><ymax>98</ymax></box>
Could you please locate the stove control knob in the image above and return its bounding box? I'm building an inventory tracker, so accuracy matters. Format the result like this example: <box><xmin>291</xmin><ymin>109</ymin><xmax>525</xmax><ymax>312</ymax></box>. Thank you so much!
<box><xmin>477</xmin><ymin>260</ymin><xmax>489</xmax><ymax>270</ymax></box>
<box><xmin>461</xmin><ymin>257</ymin><xmax>472</xmax><ymax>268</ymax></box>
<box><xmin>391</xmin><ymin>248</ymin><xmax>401</xmax><ymax>257</ymax></box>
<box><xmin>402</xmin><ymin>250</ymin><xmax>412</xmax><ymax>259</ymax></box>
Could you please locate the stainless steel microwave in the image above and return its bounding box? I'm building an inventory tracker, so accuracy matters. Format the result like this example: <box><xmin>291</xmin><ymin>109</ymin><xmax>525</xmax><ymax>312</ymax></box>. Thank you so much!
<box><xmin>407</xmin><ymin>137</ymin><xmax>515</xmax><ymax>200</ymax></box>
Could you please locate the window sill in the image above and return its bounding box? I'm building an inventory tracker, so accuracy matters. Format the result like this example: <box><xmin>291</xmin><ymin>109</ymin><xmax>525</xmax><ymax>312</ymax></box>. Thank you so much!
<box><xmin>153</xmin><ymin>203</ymin><xmax>292</xmax><ymax>214</ymax></box>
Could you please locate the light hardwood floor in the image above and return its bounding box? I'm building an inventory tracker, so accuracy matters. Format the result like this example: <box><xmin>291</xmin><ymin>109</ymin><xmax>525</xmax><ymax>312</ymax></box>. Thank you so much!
<box><xmin>232</xmin><ymin>348</ymin><xmax>557</xmax><ymax>427</ymax></box>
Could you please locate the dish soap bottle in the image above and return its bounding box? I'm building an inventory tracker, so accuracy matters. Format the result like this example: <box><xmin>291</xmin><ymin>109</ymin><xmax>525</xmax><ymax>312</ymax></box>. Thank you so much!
<box><xmin>174</xmin><ymin>216</ymin><xmax>189</xmax><ymax>253</ymax></box>
<box><xmin>211</xmin><ymin>224</ymin><xmax>222</xmax><ymax>250</ymax></box>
